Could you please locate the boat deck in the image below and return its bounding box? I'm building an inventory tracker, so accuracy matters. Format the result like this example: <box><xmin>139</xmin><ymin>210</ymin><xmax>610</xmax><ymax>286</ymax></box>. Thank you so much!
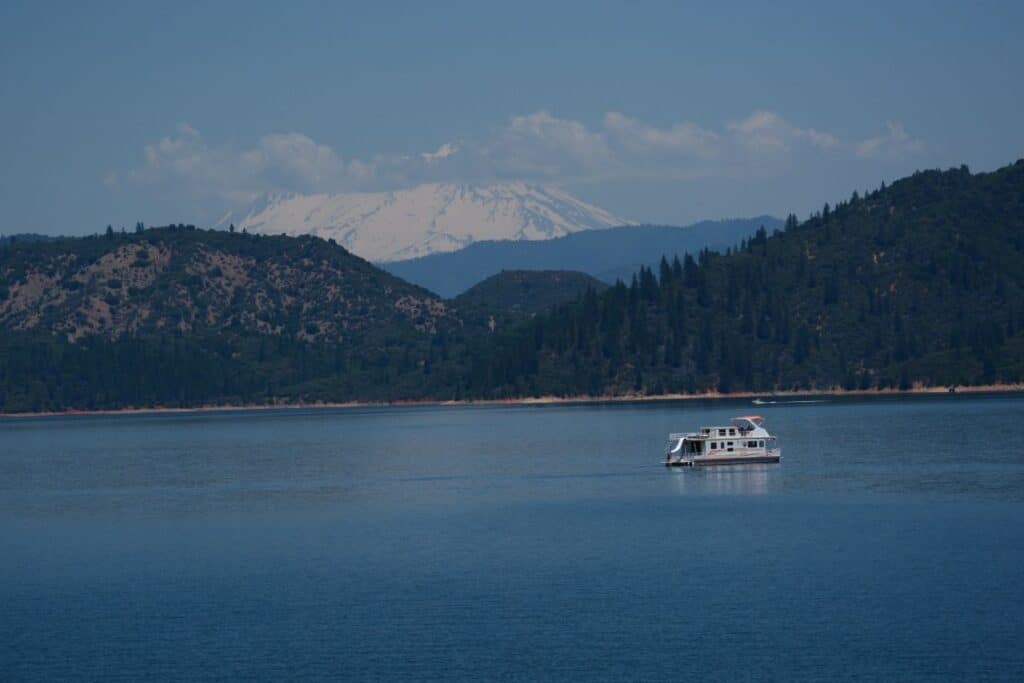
<box><xmin>666</xmin><ymin>452</ymin><xmax>782</xmax><ymax>467</ymax></box>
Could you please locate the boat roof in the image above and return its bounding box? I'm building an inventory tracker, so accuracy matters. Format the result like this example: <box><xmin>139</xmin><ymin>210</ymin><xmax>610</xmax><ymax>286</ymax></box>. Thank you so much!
<box><xmin>672</xmin><ymin>416</ymin><xmax>769</xmax><ymax>440</ymax></box>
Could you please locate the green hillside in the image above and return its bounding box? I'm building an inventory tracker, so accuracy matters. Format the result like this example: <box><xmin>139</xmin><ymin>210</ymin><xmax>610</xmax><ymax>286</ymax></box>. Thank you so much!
<box><xmin>462</xmin><ymin>162</ymin><xmax>1024</xmax><ymax>397</ymax></box>
<box><xmin>455</xmin><ymin>270</ymin><xmax>608</xmax><ymax>334</ymax></box>
<box><xmin>0</xmin><ymin>225</ymin><xmax>459</xmax><ymax>410</ymax></box>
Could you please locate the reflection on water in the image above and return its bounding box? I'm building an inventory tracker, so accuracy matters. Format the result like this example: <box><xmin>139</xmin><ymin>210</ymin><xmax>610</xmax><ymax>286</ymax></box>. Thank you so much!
<box><xmin>2</xmin><ymin>395</ymin><xmax>1024</xmax><ymax>681</ymax></box>
<box><xmin>669</xmin><ymin>463</ymin><xmax>779</xmax><ymax>496</ymax></box>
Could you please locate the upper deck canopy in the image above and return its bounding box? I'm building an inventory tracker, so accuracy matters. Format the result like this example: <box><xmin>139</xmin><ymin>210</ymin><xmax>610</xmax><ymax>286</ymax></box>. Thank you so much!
<box><xmin>731</xmin><ymin>415</ymin><xmax>765</xmax><ymax>429</ymax></box>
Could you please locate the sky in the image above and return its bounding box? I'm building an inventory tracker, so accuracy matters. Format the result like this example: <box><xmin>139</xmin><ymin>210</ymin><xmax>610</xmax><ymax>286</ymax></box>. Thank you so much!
<box><xmin>1</xmin><ymin>1</ymin><xmax>1022</xmax><ymax>234</ymax></box>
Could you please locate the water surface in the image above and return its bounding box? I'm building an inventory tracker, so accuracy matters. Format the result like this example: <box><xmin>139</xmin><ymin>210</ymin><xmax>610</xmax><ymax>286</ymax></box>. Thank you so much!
<box><xmin>2</xmin><ymin>395</ymin><xmax>1023</xmax><ymax>680</ymax></box>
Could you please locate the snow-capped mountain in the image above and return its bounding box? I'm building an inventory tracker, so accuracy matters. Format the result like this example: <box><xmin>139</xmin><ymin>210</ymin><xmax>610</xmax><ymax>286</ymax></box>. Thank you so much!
<box><xmin>218</xmin><ymin>183</ymin><xmax>629</xmax><ymax>262</ymax></box>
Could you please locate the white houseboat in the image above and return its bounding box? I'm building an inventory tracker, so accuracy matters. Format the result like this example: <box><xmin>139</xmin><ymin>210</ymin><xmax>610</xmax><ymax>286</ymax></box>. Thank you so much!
<box><xmin>665</xmin><ymin>415</ymin><xmax>781</xmax><ymax>467</ymax></box>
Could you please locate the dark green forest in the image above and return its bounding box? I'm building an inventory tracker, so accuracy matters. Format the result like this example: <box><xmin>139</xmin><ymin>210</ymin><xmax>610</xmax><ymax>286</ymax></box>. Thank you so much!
<box><xmin>463</xmin><ymin>162</ymin><xmax>1024</xmax><ymax>397</ymax></box>
<box><xmin>1</xmin><ymin>161</ymin><xmax>1023</xmax><ymax>412</ymax></box>
<box><xmin>454</xmin><ymin>270</ymin><xmax>608</xmax><ymax>334</ymax></box>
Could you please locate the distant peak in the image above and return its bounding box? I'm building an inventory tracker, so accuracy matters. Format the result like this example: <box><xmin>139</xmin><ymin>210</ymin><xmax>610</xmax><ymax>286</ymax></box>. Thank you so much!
<box><xmin>222</xmin><ymin>182</ymin><xmax>629</xmax><ymax>262</ymax></box>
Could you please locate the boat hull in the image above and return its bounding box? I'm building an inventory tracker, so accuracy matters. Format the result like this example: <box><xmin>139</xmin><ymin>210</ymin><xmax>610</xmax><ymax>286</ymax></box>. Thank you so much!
<box><xmin>665</xmin><ymin>452</ymin><xmax>781</xmax><ymax>467</ymax></box>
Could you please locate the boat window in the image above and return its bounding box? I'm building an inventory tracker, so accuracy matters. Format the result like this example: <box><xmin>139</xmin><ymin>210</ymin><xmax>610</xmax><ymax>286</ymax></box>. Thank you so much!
<box><xmin>710</xmin><ymin>442</ymin><xmax>717</xmax><ymax>449</ymax></box>
<box><xmin>748</xmin><ymin>440</ymin><xmax>757</xmax><ymax>448</ymax></box>
<box><xmin>727</xmin><ymin>441</ymin><xmax>733</xmax><ymax>447</ymax></box>
<box><xmin>718</xmin><ymin>429</ymin><xmax>726</xmax><ymax>436</ymax></box>
<box><xmin>759</xmin><ymin>440</ymin><xmax>765</xmax><ymax>447</ymax></box>
<box><xmin>729</xmin><ymin>428</ymin><xmax>736</xmax><ymax>436</ymax></box>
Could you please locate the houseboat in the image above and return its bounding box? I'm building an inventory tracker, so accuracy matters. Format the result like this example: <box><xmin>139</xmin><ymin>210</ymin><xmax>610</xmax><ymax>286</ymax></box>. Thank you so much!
<box><xmin>665</xmin><ymin>415</ymin><xmax>781</xmax><ymax>467</ymax></box>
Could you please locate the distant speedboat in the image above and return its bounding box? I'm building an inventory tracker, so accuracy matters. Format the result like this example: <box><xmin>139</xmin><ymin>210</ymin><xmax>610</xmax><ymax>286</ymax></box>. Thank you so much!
<box><xmin>665</xmin><ymin>415</ymin><xmax>781</xmax><ymax>467</ymax></box>
<box><xmin>752</xmin><ymin>398</ymin><xmax>773</xmax><ymax>405</ymax></box>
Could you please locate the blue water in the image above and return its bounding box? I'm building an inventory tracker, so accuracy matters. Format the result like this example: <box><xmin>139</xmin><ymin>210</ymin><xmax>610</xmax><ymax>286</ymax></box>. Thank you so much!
<box><xmin>2</xmin><ymin>395</ymin><xmax>1024</xmax><ymax>681</ymax></box>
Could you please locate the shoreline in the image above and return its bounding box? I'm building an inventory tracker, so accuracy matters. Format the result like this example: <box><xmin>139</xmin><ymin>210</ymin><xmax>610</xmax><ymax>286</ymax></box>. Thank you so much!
<box><xmin>3</xmin><ymin>383</ymin><xmax>1022</xmax><ymax>419</ymax></box>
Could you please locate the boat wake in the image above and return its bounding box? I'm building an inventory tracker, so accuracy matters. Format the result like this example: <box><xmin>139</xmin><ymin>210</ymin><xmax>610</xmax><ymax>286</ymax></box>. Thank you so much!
<box><xmin>752</xmin><ymin>398</ymin><xmax>828</xmax><ymax>405</ymax></box>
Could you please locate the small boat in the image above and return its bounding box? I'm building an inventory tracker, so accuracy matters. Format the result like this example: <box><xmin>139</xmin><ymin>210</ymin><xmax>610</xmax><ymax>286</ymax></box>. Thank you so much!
<box><xmin>665</xmin><ymin>415</ymin><xmax>781</xmax><ymax>467</ymax></box>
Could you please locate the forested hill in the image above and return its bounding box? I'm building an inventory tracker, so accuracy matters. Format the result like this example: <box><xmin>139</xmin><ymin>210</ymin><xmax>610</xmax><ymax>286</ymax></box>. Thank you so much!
<box><xmin>462</xmin><ymin>161</ymin><xmax>1024</xmax><ymax>397</ymax></box>
<box><xmin>0</xmin><ymin>233</ymin><xmax>53</xmax><ymax>246</ymax></box>
<box><xmin>1</xmin><ymin>161</ymin><xmax>1023</xmax><ymax>412</ymax></box>
<box><xmin>457</xmin><ymin>270</ymin><xmax>607</xmax><ymax>315</ymax></box>
<box><xmin>0</xmin><ymin>226</ymin><xmax>460</xmax><ymax>410</ymax></box>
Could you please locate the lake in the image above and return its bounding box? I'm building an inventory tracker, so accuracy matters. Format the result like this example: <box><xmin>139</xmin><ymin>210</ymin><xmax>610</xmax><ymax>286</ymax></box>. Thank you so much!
<box><xmin>2</xmin><ymin>395</ymin><xmax>1024</xmax><ymax>681</ymax></box>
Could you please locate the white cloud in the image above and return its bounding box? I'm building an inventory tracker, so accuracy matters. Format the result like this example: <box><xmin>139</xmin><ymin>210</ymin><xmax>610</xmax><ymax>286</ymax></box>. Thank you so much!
<box><xmin>132</xmin><ymin>123</ymin><xmax>348</xmax><ymax>202</ymax></box>
<box><xmin>856</xmin><ymin>121</ymin><xmax>926</xmax><ymax>160</ymax></box>
<box><xmin>484</xmin><ymin>110</ymin><xmax>613</xmax><ymax>178</ymax></box>
<box><xmin>421</xmin><ymin>142</ymin><xmax>459</xmax><ymax>163</ymax></box>
<box><xmin>118</xmin><ymin>112</ymin><xmax>926</xmax><ymax>211</ymax></box>
<box><xmin>728</xmin><ymin>110</ymin><xmax>841</xmax><ymax>153</ymax></box>
<box><xmin>603</xmin><ymin>112</ymin><xmax>719</xmax><ymax>161</ymax></box>
<box><xmin>243</xmin><ymin>132</ymin><xmax>345</xmax><ymax>191</ymax></box>
<box><xmin>727</xmin><ymin>112</ymin><xmax>924</xmax><ymax>164</ymax></box>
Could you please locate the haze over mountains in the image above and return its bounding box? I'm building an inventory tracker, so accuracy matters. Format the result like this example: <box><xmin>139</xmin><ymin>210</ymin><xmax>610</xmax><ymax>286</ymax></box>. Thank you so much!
<box><xmin>384</xmin><ymin>217</ymin><xmax>781</xmax><ymax>297</ymax></box>
<box><xmin>212</xmin><ymin>180</ymin><xmax>777</xmax><ymax>297</ymax></box>
<box><xmin>217</xmin><ymin>182</ymin><xmax>628</xmax><ymax>262</ymax></box>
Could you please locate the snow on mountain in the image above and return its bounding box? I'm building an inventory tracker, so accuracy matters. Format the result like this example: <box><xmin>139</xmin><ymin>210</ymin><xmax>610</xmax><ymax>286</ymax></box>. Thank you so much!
<box><xmin>218</xmin><ymin>183</ymin><xmax>629</xmax><ymax>262</ymax></box>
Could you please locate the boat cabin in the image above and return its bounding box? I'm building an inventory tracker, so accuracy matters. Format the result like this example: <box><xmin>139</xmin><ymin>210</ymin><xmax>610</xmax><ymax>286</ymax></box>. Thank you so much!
<box><xmin>666</xmin><ymin>415</ymin><xmax>780</xmax><ymax>466</ymax></box>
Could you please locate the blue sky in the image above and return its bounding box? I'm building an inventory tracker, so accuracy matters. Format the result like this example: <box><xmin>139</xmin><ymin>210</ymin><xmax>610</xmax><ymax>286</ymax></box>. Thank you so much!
<box><xmin>2</xmin><ymin>1</ymin><xmax>1022</xmax><ymax>233</ymax></box>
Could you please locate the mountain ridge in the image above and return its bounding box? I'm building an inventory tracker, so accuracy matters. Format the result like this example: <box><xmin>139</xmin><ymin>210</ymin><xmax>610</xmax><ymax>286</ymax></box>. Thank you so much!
<box><xmin>218</xmin><ymin>182</ymin><xmax>629</xmax><ymax>262</ymax></box>
<box><xmin>2</xmin><ymin>161</ymin><xmax>1023</xmax><ymax>412</ymax></box>
<box><xmin>383</xmin><ymin>217</ymin><xmax>781</xmax><ymax>297</ymax></box>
